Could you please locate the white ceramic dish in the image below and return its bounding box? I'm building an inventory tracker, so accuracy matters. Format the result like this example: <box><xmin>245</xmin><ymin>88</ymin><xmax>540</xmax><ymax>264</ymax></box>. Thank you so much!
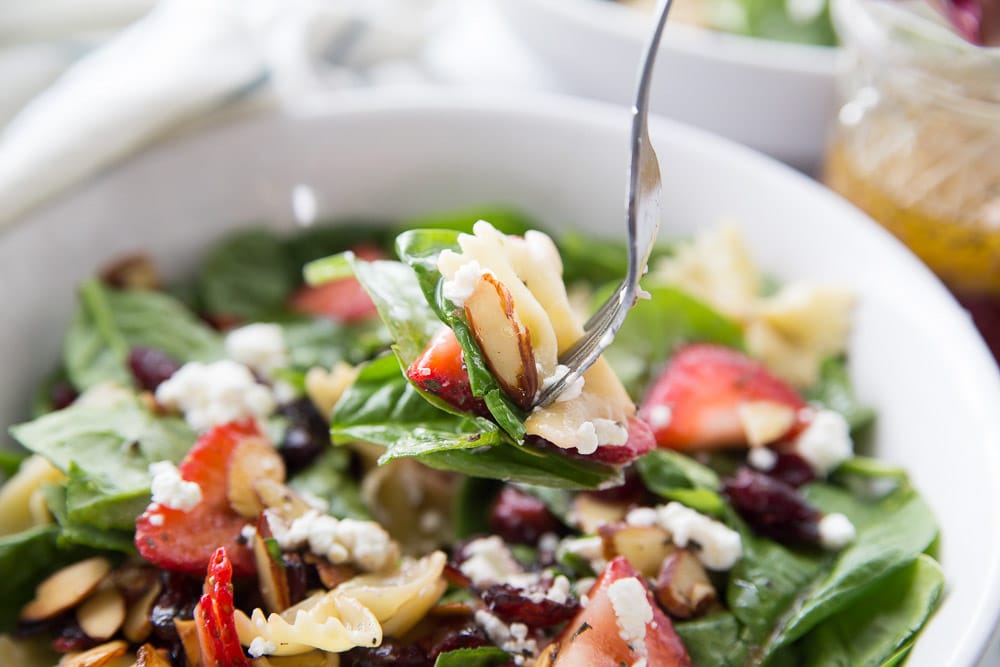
<box><xmin>2</xmin><ymin>91</ymin><xmax>999</xmax><ymax>664</ymax></box>
<box><xmin>493</xmin><ymin>0</ymin><xmax>839</xmax><ymax>169</ymax></box>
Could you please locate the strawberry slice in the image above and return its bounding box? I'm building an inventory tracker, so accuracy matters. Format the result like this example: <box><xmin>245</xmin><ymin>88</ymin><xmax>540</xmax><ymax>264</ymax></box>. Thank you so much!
<box><xmin>407</xmin><ymin>326</ymin><xmax>489</xmax><ymax>416</ymax></box>
<box><xmin>288</xmin><ymin>244</ymin><xmax>384</xmax><ymax>323</ymax></box>
<box><xmin>135</xmin><ymin>420</ymin><xmax>259</xmax><ymax>576</ymax></box>
<box><xmin>196</xmin><ymin>547</ymin><xmax>250</xmax><ymax>667</ymax></box>
<box><xmin>585</xmin><ymin>416</ymin><xmax>657</xmax><ymax>465</ymax></box>
<box><xmin>543</xmin><ymin>556</ymin><xmax>692</xmax><ymax>666</ymax></box>
<box><xmin>639</xmin><ymin>344</ymin><xmax>806</xmax><ymax>450</ymax></box>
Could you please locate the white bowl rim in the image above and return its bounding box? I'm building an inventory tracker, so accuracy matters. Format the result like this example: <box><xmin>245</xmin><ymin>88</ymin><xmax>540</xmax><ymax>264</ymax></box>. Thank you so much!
<box><xmin>507</xmin><ymin>0</ymin><xmax>840</xmax><ymax>76</ymax></box>
<box><xmin>12</xmin><ymin>88</ymin><xmax>1000</xmax><ymax>663</ymax></box>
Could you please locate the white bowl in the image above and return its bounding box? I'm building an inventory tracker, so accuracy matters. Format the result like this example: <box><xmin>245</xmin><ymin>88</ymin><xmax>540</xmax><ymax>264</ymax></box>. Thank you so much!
<box><xmin>2</xmin><ymin>92</ymin><xmax>999</xmax><ymax>664</ymax></box>
<box><xmin>493</xmin><ymin>0</ymin><xmax>839</xmax><ymax>169</ymax></box>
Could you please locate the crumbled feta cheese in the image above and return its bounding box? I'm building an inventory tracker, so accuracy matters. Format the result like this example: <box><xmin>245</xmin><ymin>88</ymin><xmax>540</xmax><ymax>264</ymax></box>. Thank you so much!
<box><xmin>155</xmin><ymin>360</ymin><xmax>276</xmax><ymax>431</ymax></box>
<box><xmin>538</xmin><ymin>532</ymin><xmax>560</xmax><ymax>554</ymax></box>
<box><xmin>748</xmin><ymin>446</ymin><xmax>778</xmax><ymax>472</ymax></box>
<box><xmin>475</xmin><ymin>610</ymin><xmax>538</xmax><ymax>661</ymax></box>
<box><xmin>441</xmin><ymin>259</ymin><xmax>488</xmax><ymax>306</ymax></box>
<box><xmin>148</xmin><ymin>461</ymin><xmax>202</xmax><ymax>511</ymax></box>
<box><xmin>575</xmin><ymin>418</ymin><xmax>629</xmax><ymax>455</ymax></box>
<box><xmin>659</xmin><ymin>502</ymin><xmax>742</xmax><ymax>570</ymax></box>
<box><xmin>266</xmin><ymin>510</ymin><xmax>397</xmax><ymax>572</ymax></box>
<box><xmin>647</xmin><ymin>405</ymin><xmax>672</xmax><ymax>430</ymax></box>
<box><xmin>148</xmin><ymin>513</ymin><xmax>164</xmax><ymax>526</ymax></box>
<box><xmin>575</xmin><ymin>421</ymin><xmax>600</xmax><ymax>455</ymax></box>
<box><xmin>459</xmin><ymin>536</ymin><xmax>523</xmax><ymax>587</ymax></box>
<box><xmin>558</xmin><ymin>535</ymin><xmax>605</xmax><ymax>563</ymax></box>
<box><xmin>818</xmin><ymin>513</ymin><xmax>856</xmax><ymax>550</ymax></box>
<box><xmin>546</xmin><ymin>575</ymin><xmax>572</xmax><ymax>604</ymax></box>
<box><xmin>240</xmin><ymin>524</ymin><xmax>257</xmax><ymax>543</ymax></box>
<box><xmin>225</xmin><ymin>323</ymin><xmax>288</xmax><ymax>378</ymax></box>
<box><xmin>248</xmin><ymin>636</ymin><xmax>277</xmax><ymax>658</ymax></box>
<box><xmin>793</xmin><ymin>409</ymin><xmax>853</xmax><ymax>476</ymax></box>
<box><xmin>625</xmin><ymin>507</ymin><xmax>661</xmax><ymax>527</ymax></box>
<box><xmin>574</xmin><ymin>577</ymin><xmax>596</xmax><ymax>599</ymax></box>
<box><xmin>541</xmin><ymin>364</ymin><xmax>586</xmax><ymax>403</ymax></box>
<box><xmin>608</xmin><ymin>577</ymin><xmax>651</xmax><ymax>652</ymax></box>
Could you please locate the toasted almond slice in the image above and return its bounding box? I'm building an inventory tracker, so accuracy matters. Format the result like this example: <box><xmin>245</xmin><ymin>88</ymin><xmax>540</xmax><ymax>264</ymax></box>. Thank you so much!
<box><xmin>737</xmin><ymin>400</ymin><xmax>797</xmax><ymax>447</ymax></box>
<box><xmin>598</xmin><ymin>524</ymin><xmax>674</xmax><ymax>578</ymax></box>
<box><xmin>427</xmin><ymin>600</ymin><xmax>476</xmax><ymax>617</ymax></box>
<box><xmin>254</xmin><ymin>516</ymin><xmax>291</xmax><ymax>612</ymax></box>
<box><xmin>536</xmin><ymin>642</ymin><xmax>559</xmax><ymax>666</ymax></box>
<box><xmin>173</xmin><ymin>619</ymin><xmax>201</xmax><ymax>667</ymax></box>
<box><xmin>571</xmin><ymin>494</ymin><xmax>628</xmax><ymax>535</ymax></box>
<box><xmin>21</xmin><ymin>557</ymin><xmax>112</xmax><ymax>622</ymax></box>
<box><xmin>58</xmin><ymin>639</ymin><xmax>128</xmax><ymax>667</ymax></box>
<box><xmin>303</xmin><ymin>553</ymin><xmax>355</xmax><ymax>590</ymax></box>
<box><xmin>228</xmin><ymin>436</ymin><xmax>286</xmax><ymax>518</ymax></box>
<box><xmin>77</xmin><ymin>587</ymin><xmax>126</xmax><ymax>641</ymax></box>
<box><xmin>122</xmin><ymin>578</ymin><xmax>162</xmax><ymax>643</ymax></box>
<box><xmin>654</xmin><ymin>549</ymin><xmax>718</xmax><ymax>619</ymax></box>
<box><xmin>253</xmin><ymin>478</ymin><xmax>313</xmax><ymax>520</ymax></box>
<box><xmin>306</xmin><ymin>362</ymin><xmax>359</xmax><ymax>418</ymax></box>
<box><xmin>464</xmin><ymin>273</ymin><xmax>538</xmax><ymax>410</ymax></box>
<box><xmin>136</xmin><ymin>643</ymin><xmax>172</xmax><ymax>667</ymax></box>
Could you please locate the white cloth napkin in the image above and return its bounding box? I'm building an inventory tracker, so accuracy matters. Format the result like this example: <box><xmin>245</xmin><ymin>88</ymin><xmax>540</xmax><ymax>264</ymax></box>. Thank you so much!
<box><xmin>0</xmin><ymin>0</ymin><xmax>440</xmax><ymax>226</ymax></box>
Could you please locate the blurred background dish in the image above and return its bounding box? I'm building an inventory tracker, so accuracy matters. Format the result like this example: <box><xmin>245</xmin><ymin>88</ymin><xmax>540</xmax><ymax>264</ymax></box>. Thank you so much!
<box><xmin>491</xmin><ymin>0</ymin><xmax>839</xmax><ymax>169</ymax></box>
<box><xmin>3</xmin><ymin>93</ymin><xmax>1000</xmax><ymax>664</ymax></box>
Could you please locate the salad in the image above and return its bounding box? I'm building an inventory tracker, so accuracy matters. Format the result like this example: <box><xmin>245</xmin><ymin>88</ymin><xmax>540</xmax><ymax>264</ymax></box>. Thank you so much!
<box><xmin>0</xmin><ymin>209</ymin><xmax>942</xmax><ymax>666</ymax></box>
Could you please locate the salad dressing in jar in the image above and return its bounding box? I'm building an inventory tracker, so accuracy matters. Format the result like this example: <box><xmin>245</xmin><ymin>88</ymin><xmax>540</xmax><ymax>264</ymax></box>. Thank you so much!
<box><xmin>824</xmin><ymin>0</ymin><xmax>1000</xmax><ymax>357</ymax></box>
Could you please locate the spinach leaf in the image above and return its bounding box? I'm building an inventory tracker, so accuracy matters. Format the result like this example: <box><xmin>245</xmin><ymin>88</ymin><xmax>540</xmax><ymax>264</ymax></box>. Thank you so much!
<box><xmin>675</xmin><ymin>612</ymin><xmax>746</xmax><ymax>667</ymax></box>
<box><xmin>637</xmin><ymin>450</ymin><xmax>725</xmax><ymax>514</ymax></box>
<box><xmin>281</xmin><ymin>317</ymin><xmax>387</xmax><ymax>370</ymax></box>
<box><xmin>64</xmin><ymin>280</ymin><xmax>222</xmax><ymax>390</ymax></box>
<box><xmin>773</xmin><ymin>482</ymin><xmax>938</xmax><ymax>647</ymax></box>
<box><xmin>43</xmin><ymin>484</ymin><xmax>135</xmax><ymax>554</ymax></box>
<box><xmin>805</xmin><ymin>357</ymin><xmax>876</xmax><ymax>434</ymax></box>
<box><xmin>0</xmin><ymin>526</ymin><xmax>88</xmax><ymax>631</ymax></box>
<box><xmin>31</xmin><ymin>366</ymin><xmax>73</xmax><ymax>418</ymax></box>
<box><xmin>433</xmin><ymin>646</ymin><xmax>512</xmax><ymax>667</ymax></box>
<box><xmin>603</xmin><ymin>285</ymin><xmax>744</xmax><ymax>396</ymax></box>
<box><xmin>558</xmin><ymin>231</ymin><xmax>675</xmax><ymax>286</ymax></box>
<box><xmin>799</xmin><ymin>555</ymin><xmax>944</xmax><ymax>667</ymax></box>
<box><xmin>515</xmin><ymin>484</ymin><xmax>574</xmax><ymax>526</ymax></box>
<box><xmin>196</xmin><ymin>229</ymin><xmax>295</xmax><ymax>319</ymax></box>
<box><xmin>285</xmin><ymin>221</ymin><xmax>394</xmax><ymax>272</ymax></box>
<box><xmin>400</xmin><ymin>206</ymin><xmax>536</xmax><ymax>237</ymax></box>
<box><xmin>288</xmin><ymin>448</ymin><xmax>370</xmax><ymax>520</ymax></box>
<box><xmin>10</xmin><ymin>400</ymin><xmax>195</xmax><ymax>530</ymax></box>
<box><xmin>0</xmin><ymin>449</ymin><xmax>25</xmax><ymax>480</ymax></box>
<box><xmin>454</xmin><ymin>477</ymin><xmax>503</xmax><ymax>539</ymax></box>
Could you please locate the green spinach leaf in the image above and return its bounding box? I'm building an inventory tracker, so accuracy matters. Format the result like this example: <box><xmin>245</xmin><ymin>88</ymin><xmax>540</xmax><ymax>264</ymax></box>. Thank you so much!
<box><xmin>433</xmin><ymin>646</ymin><xmax>512</xmax><ymax>667</ymax></box>
<box><xmin>637</xmin><ymin>450</ymin><xmax>725</xmax><ymax>514</ymax></box>
<box><xmin>805</xmin><ymin>357</ymin><xmax>876</xmax><ymax>434</ymax></box>
<box><xmin>675</xmin><ymin>612</ymin><xmax>746</xmax><ymax>667</ymax></box>
<box><xmin>400</xmin><ymin>206</ymin><xmax>536</xmax><ymax>237</ymax></box>
<box><xmin>196</xmin><ymin>229</ymin><xmax>295</xmax><ymax>320</ymax></box>
<box><xmin>43</xmin><ymin>484</ymin><xmax>135</xmax><ymax>554</ymax></box>
<box><xmin>453</xmin><ymin>477</ymin><xmax>503</xmax><ymax>539</ymax></box>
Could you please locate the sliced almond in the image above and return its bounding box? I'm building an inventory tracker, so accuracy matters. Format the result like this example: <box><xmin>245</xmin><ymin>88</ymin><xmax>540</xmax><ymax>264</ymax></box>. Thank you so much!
<box><xmin>654</xmin><ymin>549</ymin><xmax>718</xmax><ymax>619</ymax></box>
<box><xmin>427</xmin><ymin>600</ymin><xmax>476</xmax><ymax>618</ymax></box>
<box><xmin>123</xmin><ymin>578</ymin><xmax>162</xmax><ymax>643</ymax></box>
<box><xmin>21</xmin><ymin>557</ymin><xmax>112</xmax><ymax>622</ymax></box>
<box><xmin>228</xmin><ymin>436</ymin><xmax>286</xmax><ymax>518</ymax></box>
<box><xmin>111</xmin><ymin>564</ymin><xmax>157</xmax><ymax>602</ymax></box>
<box><xmin>306</xmin><ymin>362</ymin><xmax>359</xmax><ymax>418</ymax></box>
<box><xmin>598</xmin><ymin>524</ymin><xmax>674</xmax><ymax>578</ymax></box>
<box><xmin>173</xmin><ymin>619</ymin><xmax>201</xmax><ymax>667</ymax></box>
<box><xmin>464</xmin><ymin>273</ymin><xmax>538</xmax><ymax>410</ymax></box>
<box><xmin>254</xmin><ymin>516</ymin><xmax>291</xmax><ymax>613</ymax></box>
<box><xmin>536</xmin><ymin>642</ymin><xmax>559</xmax><ymax>666</ymax></box>
<box><xmin>304</xmin><ymin>554</ymin><xmax>355</xmax><ymax>590</ymax></box>
<box><xmin>58</xmin><ymin>639</ymin><xmax>128</xmax><ymax>667</ymax></box>
<box><xmin>77</xmin><ymin>586</ymin><xmax>126</xmax><ymax>641</ymax></box>
<box><xmin>253</xmin><ymin>478</ymin><xmax>313</xmax><ymax>521</ymax></box>
<box><xmin>136</xmin><ymin>643</ymin><xmax>172</xmax><ymax>667</ymax></box>
<box><xmin>571</xmin><ymin>494</ymin><xmax>628</xmax><ymax>535</ymax></box>
<box><xmin>737</xmin><ymin>400</ymin><xmax>797</xmax><ymax>447</ymax></box>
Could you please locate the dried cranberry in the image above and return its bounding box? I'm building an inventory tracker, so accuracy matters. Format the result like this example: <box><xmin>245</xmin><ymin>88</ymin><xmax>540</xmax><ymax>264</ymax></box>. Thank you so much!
<box><xmin>283</xmin><ymin>552</ymin><xmax>311</xmax><ymax>605</ymax></box>
<box><xmin>481</xmin><ymin>583</ymin><xmax>580</xmax><ymax>627</ymax></box>
<box><xmin>150</xmin><ymin>571</ymin><xmax>200</xmax><ymax>645</ymax></box>
<box><xmin>279</xmin><ymin>398</ymin><xmax>330</xmax><ymax>474</ymax></box>
<box><xmin>723</xmin><ymin>467</ymin><xmax>821</xmax><ymax>544</ymax></box>
<box><xmin>128</xmin><ymin>347</ymin><xmax>181</xmax><ymax>392</ymax></box>
<box><xmin>49</xmin><ymin>381</ymin><xmax>78</xmax><ymax>411</ymax></box>
<box><xmin>489</xmin><ymin>486</ymin><xmax>561</xmax><ymax>545</ymax></box>
<box><xmin>52</xmin><ymin>620</ymin><xmax>96</xmax><ymax>653</ymax></box>
<box><xmin>583</xmin><ymin>468</ymin><xmax>647</xmax><ymax>504</ymax></box>
<box><xmin>426</xmin><ymin>621</ymin><xmax>490</xmax><ymax>659</ymax></box>
<box><xmin>767</xmin><ymin>453</ymin><xmax>816</xmax><ymax>488</ymax></box>
<box><xmin>341</xmin><ymin>639</ymin><xmax>431</xmax><ymax>666</ymax></box>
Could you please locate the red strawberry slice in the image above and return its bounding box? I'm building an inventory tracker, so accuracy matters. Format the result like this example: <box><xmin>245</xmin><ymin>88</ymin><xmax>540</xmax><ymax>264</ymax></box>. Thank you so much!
<box><xmin>543</xmin><ymin>556</ymin><xmax>692</xmax><ymax>666</ymax></box>
<box><xmin>288</xmin><ymin>244</ymin><xmax>385</xmax><ymax>323</ymax></box>
<box><xmin>407</xmin><ymin>326</ymin><xmax>489</xmax><ymax>417</ymax></box>
<box><xmin>196</xmin><ymin>547</ymin><xmax>250</xmax><ymax>667</ymax></box>
<box><xmin>639</xmin><ymin>344</ymin><xmax>806</xmax><ymax>451</ymax></box>
<box><xmin>586</xmin><ymin>416</ymin><xmax>657</xmax><ymax>465</ymax></box>
<box><xmin>135</xmin><ymin>420</ymin><xmax>258</xmax><ymax>576</ymax></box>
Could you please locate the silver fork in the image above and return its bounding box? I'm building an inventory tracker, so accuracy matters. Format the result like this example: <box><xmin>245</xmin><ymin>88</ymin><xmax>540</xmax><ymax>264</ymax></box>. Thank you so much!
<box><xmin>534</xmin><ymin>0</ymin><xmax>672</xmax><ymax>409</ymax></box>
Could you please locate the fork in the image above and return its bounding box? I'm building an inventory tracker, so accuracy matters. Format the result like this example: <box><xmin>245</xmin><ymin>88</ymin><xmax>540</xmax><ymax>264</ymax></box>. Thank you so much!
<box><xmin>533</xmin><ymin>0</ymin><xmax>672</xmax><ymax>409</ymax></box>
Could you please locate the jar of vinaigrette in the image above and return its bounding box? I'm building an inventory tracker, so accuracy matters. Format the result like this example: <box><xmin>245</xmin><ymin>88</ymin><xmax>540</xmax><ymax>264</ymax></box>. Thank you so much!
<box><xmin>824</xmin><ymin>0</ymin><xmax>1000</xmax><ymax>357</ymax></box>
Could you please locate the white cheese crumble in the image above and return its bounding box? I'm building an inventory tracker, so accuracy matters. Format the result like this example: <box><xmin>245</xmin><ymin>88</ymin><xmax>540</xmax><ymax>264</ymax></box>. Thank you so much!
<box><xmin>608</xmin><ymin>577</ymin><xmax>651</xmax><ymax>653</ymax></box>
<box><xmin>575</xmin><ymin>419</ymin><xmax>629</xmax><ymax>455</ymax></box>
<box><xmin>647</xmin><ymin>405</ymin><xmax>672</xmax><ymax>430</ymax></box>
<box><xmin>540</xmin><ymin>364</ymin><xmax>586</xmax><ymax>403</ymax></box>
<box><xmin>266</xmin><ymin>510</ymin><xmax>397</xmax><ymax>572</ymax></box>
<box><xmin>748</xmin><ymin>446</ymin><xmax>778</xmax><ymax>472</ymax></box>
<box><xmin>458</xmin><ymin>535</ymin><xmax>523</xmax><ymax>587</ymax></box>
<box><xmin>240</xmin><ymin>524</ymin><xmax>257</xmax><ymax>543</ymax></box>
<box><xmin>148</xmin><ymin>513</ymin><xmax>164</xmax><ymax>526</ymax></box>
<box><xmin>625</xmin><ymin>507</ymin><xmax>660</xmax><ymax>528</ymax></box>
<box><xmin>557</xmin><ymin>535</ymin><xmax>606</xmax><ymax>572</ymax></box>
<box><xmin>155</xmin><ymin>360</ymin><xmax>276</xmax><ymax>431</ymax></box>
<box><xmin>148</xmin><ymin>461</ymin><xmax>202</xmax><ymax>511</ymax></box>
<box><xmin>818</xmin><ymin>512</ymin><xmax>856</xmax><ymax>550</ymax></box>
<box><xmin>659</xmin><ymin>502</ymin><xmax>742</xmax><ymax>571</ymax></box>
<box><xmin>545</xmin><ymin>575</ymin><xmax>572</xmax><ymax>604</ymax></box>
<box><xmin>248</xmin><ymin>636</ymin><xmax>278</xmax><ymax>658</ymax></box>
<box><xmin>475</xmin><ymin>610</ymin><xmax>537</xmax><ymax>663</ymax></box>
<box><xmin>793</xmin><ymin>409</ymin><xmax>853</xmax><ymax>476</ymax></box>
<box><xmin>441</xmin><ymin>258</ymin><xmax>488</xmax><ymax>307</ymax></box>
<box><xmin>225</xmin><ymin>323</ymin><xmax>288</xmax><ymax>378</ymax></box>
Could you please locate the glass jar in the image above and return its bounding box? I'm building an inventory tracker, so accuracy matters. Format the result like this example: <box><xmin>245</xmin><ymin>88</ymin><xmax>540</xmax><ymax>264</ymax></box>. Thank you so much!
<box><xmin>824</xmin><ymin>0</ymin><xmax>1000</xmax><ymax>357</ymax></box>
